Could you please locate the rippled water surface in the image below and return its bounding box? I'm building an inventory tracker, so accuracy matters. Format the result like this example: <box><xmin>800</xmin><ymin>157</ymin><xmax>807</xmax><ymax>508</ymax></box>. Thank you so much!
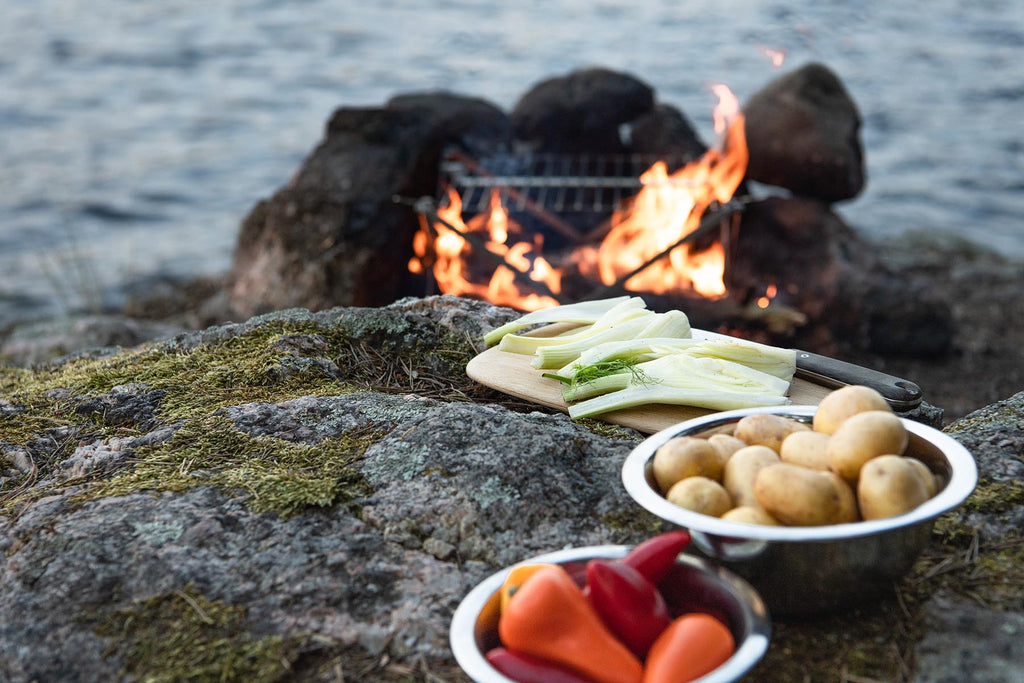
<box><xmin>2</xmin><ymin>0</ymin><xmax>1022</xmax><ymax>323</ymax></box>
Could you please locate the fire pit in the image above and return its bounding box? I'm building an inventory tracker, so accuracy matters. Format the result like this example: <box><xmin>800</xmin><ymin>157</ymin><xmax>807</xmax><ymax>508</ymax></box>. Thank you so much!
<box><xmin>406</xmin><ymin>87</ymin><xmax>749</xmax><ymax>313</ymax></box>
<box><xmin>227</xmin><ymin>64</ymin><xmax>954</xmax><ymax>359</ymax></box>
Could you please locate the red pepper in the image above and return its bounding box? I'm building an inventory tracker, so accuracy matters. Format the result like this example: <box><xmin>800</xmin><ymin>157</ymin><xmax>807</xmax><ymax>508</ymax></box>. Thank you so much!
<box><xmin>622</xmin><ymin>530</ymin><xmax>691</xmax><ymax>586</ymax></box>
<box><xmin>485</xmin><ymin>647</ymin><xmax>595</xmax><ymax>683</ymax></box>
<box><xmin>585</xmin><ymin>559</ymin><xmax>672</xmax><ymax>658</ymax></box>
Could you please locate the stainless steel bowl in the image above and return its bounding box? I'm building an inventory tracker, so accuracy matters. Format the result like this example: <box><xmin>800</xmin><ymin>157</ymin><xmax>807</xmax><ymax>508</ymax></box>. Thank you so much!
<box><xmin>621</xmin><ymin>405</ymin><xmax>978</xmax><ymax>616</ymax></box>
<box><xmin>450</xmin><ymin>545</ymin><xmax>771</xmax><ymax>683</ymax></box>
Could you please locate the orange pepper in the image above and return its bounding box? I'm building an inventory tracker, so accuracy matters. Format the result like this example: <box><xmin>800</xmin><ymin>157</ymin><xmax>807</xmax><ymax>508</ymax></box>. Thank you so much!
<box><xmin>499</xmin><ymin>563</ymin><xmax>557</xmax><ymax>614</ymax></box>
<box><xmin>499</xmin><ymin>564</ymin><xmax>643</xmax><ymax>683</ymax></box>
<box><xmin>642</xmin><ymin>613</ymin><xmax>735</xmax><ymax>683</ymax></box>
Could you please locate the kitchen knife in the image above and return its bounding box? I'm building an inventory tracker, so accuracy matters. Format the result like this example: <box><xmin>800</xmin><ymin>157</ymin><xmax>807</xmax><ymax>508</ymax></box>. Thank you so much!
<box><xmin>691</xmin><ymin>329</ymin><xmax>923</xmax><ymax>410</ymax></box>
<box><xmin>792</xmin><ymin>349</ymin><xmax>922</xmax><ymax>410</ymax></box>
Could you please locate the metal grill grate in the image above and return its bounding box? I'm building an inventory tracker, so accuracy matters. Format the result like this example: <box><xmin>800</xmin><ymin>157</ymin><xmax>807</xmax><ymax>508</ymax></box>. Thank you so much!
<box><xmin>440</xmin><ymin>150</ymin><xmax>692</xmax><ymax>215</ymax></box>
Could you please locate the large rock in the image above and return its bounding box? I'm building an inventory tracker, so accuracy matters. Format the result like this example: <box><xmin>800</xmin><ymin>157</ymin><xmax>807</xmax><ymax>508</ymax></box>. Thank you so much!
<box><xmin>0</xmin><ymin>295</ymin><xmax>1022</xmax><ymax>681</ymax></box>
<box><xmin>726</xmin><ymin>196</ymin><xmax>954</xmax><ymax>357</ymax></box>
<box><xmin>510</xmin><ymin>67</ymin><xmax>656</xmax><ymax>154</ymax></box>
<box><xmin>226</xmin><ymin>94</ymin><xmax>512</xmax><ymax>319</ymax></box>
<box><xmin>743</xmin><ymin>62</ymin><xmax>866</xmax><ymax>201</ymax></box>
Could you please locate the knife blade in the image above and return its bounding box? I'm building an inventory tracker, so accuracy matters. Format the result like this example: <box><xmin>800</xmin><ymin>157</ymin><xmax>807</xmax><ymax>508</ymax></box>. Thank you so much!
<box><xmin>690</xmin><ymin>329</ymin><xmax>923</xmax><ymax>410</ymax></box>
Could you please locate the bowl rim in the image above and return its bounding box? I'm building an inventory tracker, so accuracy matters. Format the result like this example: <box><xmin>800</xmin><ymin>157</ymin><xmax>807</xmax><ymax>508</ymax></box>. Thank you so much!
<box><xmin>621</xmin><ymin>405</ymin><xmax>978</xmax><ymax>542</ymax></box>
<box><xmin>449</xmin><ymin>545</ymin><xmax>771</xmax><ymax>683</ymax></box>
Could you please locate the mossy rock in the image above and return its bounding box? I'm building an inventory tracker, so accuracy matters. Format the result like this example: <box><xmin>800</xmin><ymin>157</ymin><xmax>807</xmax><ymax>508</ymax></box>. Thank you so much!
<box><xmin>0</xmin><ymin>296</ymin><xmax>1022</xmax><ymax>681</ymax></box>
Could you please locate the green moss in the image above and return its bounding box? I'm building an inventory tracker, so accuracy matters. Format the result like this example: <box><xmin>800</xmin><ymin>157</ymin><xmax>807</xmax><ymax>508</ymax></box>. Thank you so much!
<box><xmin>72</xmin><ymin>415</ymin><xmax>380</xmax><ymax>518</ymax></box>
<box><xmin>599</xmin><ymin>507</ymin><xmax>666</xmax><ymax>536</ymax></box>
<box><xmin>95</xmin><ymin>586</ymin><xmax>303</xmax><ymax>683</ymax></box>
<box><xmin>0</xmin><ymin>320</ymin><xmax>394</xmax><ymax>517</ymax></box>
<box><xmin>0</xmin><ymin>321</ymin><xmax>358</xmax><ymax>431</ymax></box>
<box><xmin>961</xmin><ymin>479</ymin><xmax>1024</xmax><ymax>515</ymax></box>
<box><xmin>572</xmin><ymin>417</ymin><xmax>644</xmax><ymax>442</ymax></box>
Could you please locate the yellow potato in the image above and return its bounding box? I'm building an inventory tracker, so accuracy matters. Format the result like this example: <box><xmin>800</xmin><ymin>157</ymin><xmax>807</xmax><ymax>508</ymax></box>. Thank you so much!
<box><xmin>721</xmin><ymin>505</ymin><xmax>780</xmax><ymax>526</ymax></box>
<box><xmin>813</xmin><ymin>385</ymin><xmax>891</xmax><ymax>435</ymax></box>
<box><xmin>825</xmin><ymin>471</ymin><xmax>860</xmax><ymax>523</ymax></box>
<box><xmin>753</xmin><ymin>463</ymin><xmax>849</xmax><ymax>526</ymax></box>
<box><xmin>733</xmin><ymin>413</ymin><xmax>810</xmax><ymax>452</ymax></box>
<box><xmin>826</xmin><ymin>410</ymin><xmax>909</xmax><ymax>483</ymax></box>
<box><xmin>905</xmin><ymin>457</ymin><xmax>938</xmax><ymax>497</ymax></box>
<box><xmin>723</xmin><ymin>445</ymin><xmax>780</xmax><ymax>508</ymax></box>
<box><xmin>652</xmin><ymin>436</ymin><xmax>723</xmax><ymax>493</ymax></box>
<box><xmin>858</xmin><ymin>455</ymin><xmax>932</xmax><ymax>520</ymax></box>
<box><xmin>707</xmin><ymin>433</ymin><xmax>747</xmax><ymax>468</ymax></box>
<box><xmin>665</xmin><ymin>476</ymin><xmax>733</xmax><ymax>517</ymax></box>
<box><xmin>779</xmin><ymin>430</ymin><xmax>832</xmax><ymax>470</ymax></box>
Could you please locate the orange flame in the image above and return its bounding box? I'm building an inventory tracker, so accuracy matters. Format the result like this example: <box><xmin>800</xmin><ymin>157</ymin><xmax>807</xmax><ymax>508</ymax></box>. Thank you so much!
<box><xmin>408</xmin><ymin>188</ymin><xmax>562</xmax><ymax>311</ymax></box>
<box><xmin>410</xmin><ymin>85</ymin><xmax>749</xmax><ymax>309</ymax></box>
<box><xmin>580</xmin><ymin>86</ymin><xmax>747</xmax><ymax>299</ymax></box>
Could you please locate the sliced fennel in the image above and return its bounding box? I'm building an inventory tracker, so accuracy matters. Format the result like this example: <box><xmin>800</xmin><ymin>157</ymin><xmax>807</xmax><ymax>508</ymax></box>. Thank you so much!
<box><xmin>685</xmin><ymin>336</ymin><xmax>797</xmax><ymax>381</ymax></box>
<box><xmin>564</xmin><ymin>354</ymin><xmax>792</xmax><ymax>415</ymax></box>
<box><xmin>556</xmin><ymin>337</ymin><xmax>703</xmax><ymax>379</ymax></box>
<box><xmin>529</xmin><ymin>309</ymin><xmax>694</xmax><ymax>370</ymax></box>
<box><xmin>558</xmin><ymin>335</ymin><xmax>795</xmax><ymax>384</ymax></box>
<box><xmin>568</xmin><ymin>386</ymin><xmax>790</xmax><ymax>418</ymax></box>
<box><xmin>497</xmin><ymin>296</ymin><xmax>651</xmax><ymax>356</ymax></box>
<box><xmin>482</xmin><ymin>295</ymin><xmax>634</xmax><ymax>347</ymax></box>
<box><xmin>479</xmin><ymin>295</ymin><xmax>798</xmax><ymax>418</ymax></box>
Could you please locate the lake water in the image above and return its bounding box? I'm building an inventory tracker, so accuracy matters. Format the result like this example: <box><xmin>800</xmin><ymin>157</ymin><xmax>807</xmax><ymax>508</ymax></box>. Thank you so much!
<box><xmin>2</xmin><ymin>0</ymin><xmax>1022</xmax><ymax>325</ymax></box>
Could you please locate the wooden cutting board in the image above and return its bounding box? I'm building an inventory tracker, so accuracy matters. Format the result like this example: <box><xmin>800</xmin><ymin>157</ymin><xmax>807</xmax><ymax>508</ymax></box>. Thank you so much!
<box><xmin>466</xmin><ymin>324</ymin><xmax>831</xmax><ymax>434</ymax></box>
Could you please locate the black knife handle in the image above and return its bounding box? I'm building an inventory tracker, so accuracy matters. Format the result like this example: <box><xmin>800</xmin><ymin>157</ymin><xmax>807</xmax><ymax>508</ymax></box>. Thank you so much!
<box><xmin>794</xmin><ymin>350</ymin><xmax>923</xmax><ymax>410</ymax></box>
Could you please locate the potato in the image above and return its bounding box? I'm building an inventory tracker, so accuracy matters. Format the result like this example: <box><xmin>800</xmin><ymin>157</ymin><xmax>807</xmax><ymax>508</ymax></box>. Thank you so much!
<box><xmin>665</xmin><ymin>476</ymin><xmax>733</xmax><ymax>517</ymax></box>
<box><xmin>813</xmin><ymin>385</ymin><xmax>891</xmax><ymax>435</ymax></box>
<box><xmin>721</xmin><ymin>505</ymin><xmax>780</xmax><ymax>526</ymax></box>
<box><xmin>707</xmin><ymin>433</ymin><xmax>747</xmax><ymax>467</ymax></box>
<box><xmin>826</xmin><ymin>410</ymin><xmax>909</xmax><ymax>483</ymax></box>
<box><xmin>723</xmin><ymin>445</ymin><xmax>780</xmax><ymax>508</ymax></box>
<box><xmin>825</xmin><ymin>471</ymin><xmax>860</xmax><ymax>523</ymax></box>
<box><xmin>905</xmin><ymin>457</ymin><xmax>939</xmax><ymax>497</ymax></box>
<box><xmin>858</xmin><ymin>455</ymin><xmax>932</xmax><ymax>520</ymax></box>
<box><xmin>653</xmin><ymin>436</ymin><xmax>723</xmax><ymax>492</ymax></box>
<box><xmin>753</xmin><ymin>463</ymin><xmax>850</xmax><ymax>526</ymax></box>
<box><xmin>779</xmin><ymin>430</ymin><xmax>832</xmax><ymax>470</ymax></box>
<box><xmin>733</xmin><ymin>413</ymin><xmax>810</xmax><ymax>452</ymax></box>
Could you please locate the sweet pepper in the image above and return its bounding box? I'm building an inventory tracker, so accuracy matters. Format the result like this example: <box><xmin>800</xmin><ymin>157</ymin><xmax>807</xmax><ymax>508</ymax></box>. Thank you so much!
<box><xmin>622</xmin><ymin>530</ymin><xmax>691</xmax><ymax>585</ymax></box>
<box><xmin>485</xmin><ymin>647</ymin><xmax>594</xmax><ymax>683</ymax></box>
<box><xmin>642</xmin><ymin>612</ymin><xmax>736</xmax><ymax>683</ymax></box>
<box><xmin>498</xmin><ymin>564</ymin><xmax>643</xmax><ymax>683</ymax></box>
<box><xmin>585</xmin><ymin>558</ymin><xmax>672</xmax><ymax>658</ymax></box>
<box><xmin>499</xmin><ymin>563</ymin><xmax>557</xmax><ymax>614</ymax></box>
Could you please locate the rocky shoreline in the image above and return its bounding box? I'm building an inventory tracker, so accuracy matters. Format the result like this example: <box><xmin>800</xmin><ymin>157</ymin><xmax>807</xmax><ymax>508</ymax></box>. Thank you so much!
<box><xmin>0</xmin><ymin>294</ymin><xmax>1021</xmax><ymax>681</ymax></box>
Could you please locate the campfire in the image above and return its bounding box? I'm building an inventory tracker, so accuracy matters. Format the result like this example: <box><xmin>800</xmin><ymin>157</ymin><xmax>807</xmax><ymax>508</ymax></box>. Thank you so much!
<box><xmin>226</xmin><ymin>63</ymin><xmax>954</xmax><ymax>359</ymax></box>
<box><xmin>408</xmin><ymin>85</ymin><xmax>748</xmax><ymax>312</ymax></box>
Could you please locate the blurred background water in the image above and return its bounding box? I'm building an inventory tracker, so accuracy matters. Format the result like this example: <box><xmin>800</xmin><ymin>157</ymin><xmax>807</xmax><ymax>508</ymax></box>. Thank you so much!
<box><xmin>2</xmin><ymin>0</ymin><xmax>1022</xmax><ymax>326</ymax></box>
